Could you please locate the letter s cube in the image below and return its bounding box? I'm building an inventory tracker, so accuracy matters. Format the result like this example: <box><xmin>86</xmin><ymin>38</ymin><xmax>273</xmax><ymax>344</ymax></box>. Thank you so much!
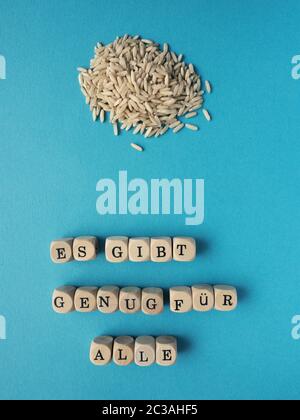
<box><xmin>73</xmin><ymin>236</ymin><xmax>98</xmax><ymax>261</ymax></box>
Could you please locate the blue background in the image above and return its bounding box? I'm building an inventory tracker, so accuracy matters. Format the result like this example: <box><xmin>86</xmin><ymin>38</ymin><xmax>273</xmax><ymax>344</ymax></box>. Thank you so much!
<box><xmin>0</xmin><ymin>0</ymin><xmax>300</xmax><ymax>400</ymax></box>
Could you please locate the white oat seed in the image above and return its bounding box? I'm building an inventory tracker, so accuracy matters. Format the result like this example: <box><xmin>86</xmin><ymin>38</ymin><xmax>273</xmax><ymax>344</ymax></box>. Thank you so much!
<box><xmin>205</xmin><ymin>80</ymin><xmax>212</xmax><ymax>94</ymax></box>
<box><xmin>92</xmin><ymin>108</ymin><xmax>97</xmax><ymax>122</ymax></box>
<box><xmin>77</xmin><ymin>67</ymin><xmax>87</xmax><ymax>73</ymax></box>
<box><xmin>133</xmin><ymin>124</ymin><xmax>142</xmax><ymax>135</ymax></box>
<box><xmin>169</xmin><ymin>120</ymin><xmax>181</xmax><ymax>129</ymax></box>
<box><xmin>203</xmin><ymin>109</ymin><xmax>212</xmax><ymax>121</ymax></box>
<box><xmin>131</xmin><ymin>143</ymin><xmax>144</xmax><ymax>152</ymax></box>
<box><xmin>113</xmin><ymin>122</ymin><xmax>119</xmax><ymax>136</ymax></box>
<box><xmin>185</xmin><ymin>112</ymin><xmax>198</xmax><ymax>119</ymax></box>
<box><xmin>100</xmin><ymin>109</ymin><xmax>105</xmax><ymax>123</ymax></box>
<box><xmin>173</xmin><ymin>123</ymin><xmax>184</xmax><ymax>133</ymax></box>
<box><xmin>185</xmin><ymin>123</ymin><xmax>199</xmax><ymax>131</ymax></box>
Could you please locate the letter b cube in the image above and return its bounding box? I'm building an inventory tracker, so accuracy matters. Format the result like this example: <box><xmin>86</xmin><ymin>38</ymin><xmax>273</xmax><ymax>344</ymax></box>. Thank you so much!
<box><xmin>151</xmin><ymin>237</ymin><xmax>172</xmax><ymax>263</ymax></box>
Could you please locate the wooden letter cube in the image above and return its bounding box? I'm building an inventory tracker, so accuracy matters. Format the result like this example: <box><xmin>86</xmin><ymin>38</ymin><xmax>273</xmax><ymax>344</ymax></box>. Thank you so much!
<box><xmin>52</xmin><ymin>286</ymin><xmax>76</xmax><ymax>314</ymax></box>
<box><xmin>73</xmin><ymin>236</ymin><xmax>98</xmax><ymax>261</ymax></box>
<box><xmin>97</xmin><ymin>286</ymin><xmax>119</xmax><ymax>314</ymax></box>
<box><xmin>173</xmin><ymin>237</ymin><xmax>196</xmax><ymax>262</ymax></box>
<box><xmin>156</xmin><ymin>336</ymin><xmax>177</xmax><ymax>366</ymax></box>
<box><xmin>192</xmin><ymin>284</ymin><xmax>214</xmax><ymax>312</ymax></box>
<box><xmin>142</xmin><ymin>288</ymin><xmax>164</xmax><ymax>315</ymax></box>
<box><xmin>74</xmin><ymin>287</ymin><xmax>98</xmax><ymax>312</ymax></box>
<box><xmin>214</xmin><ymin>285</ymin><xmax>238</xmax><ymax>311</ymax></box>
<box><xmin>119</xmin><ymin>287</ymin><xmax>141</xmax><ymax>314</ymax></box>
<box><xmin>105</xmin><ymin>236</ymin><xmax>129</xmax><ymax>263</ymax></box>
<box><xmin>129</xmin><ymin>237</ymin><xmax>150</xmax><ymax>262</ymax></box>
<box><xmin>50</xmin><ymin>238</ymin><xmax>74</xmax><ymax>264</ymax></box>
<box><xmin>151</xmin><ymin>237</ymin><xmax>172</xmax><ymax>263</ymax></box>
<box><xmin>90</xmin><ymin>336</ymin><xmax>113</xmax><ymax>366</ymax></box>
<box><xmin>135</xmin><ymin>336</ymin><xmax>156</xmax><ymax>367</ymax></box>
<box><xmin>169</xmin><ymin>286</ymin><xmax>193</xmax><ymax>313</ymax></box>
<box><xmin>113</xmin><ymin>336</ymin><xmax>134</xmax><ymax>366</ymax></box>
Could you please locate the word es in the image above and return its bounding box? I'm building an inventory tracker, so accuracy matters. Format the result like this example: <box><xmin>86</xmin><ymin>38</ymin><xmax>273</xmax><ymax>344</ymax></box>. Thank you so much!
<box><xmin>96</xmin><ymin>171</ymin><xmax>205</xmax><ymax>226</ymax></box>
<box><xmin>291</xmin><ymin>55</ymin><xmax>300</xmax><ymax>80</ymax></box>
<box><xmin>0</xmin><ymin>315</ymin><xmax>6</xmax><ymax>340</ymax></box>
<box><xmin>90</xmin><ymin>335</ymin><xmax>177</xmax><ymax>367</ymax></box>
<box><xmin>0</xmin><ymin>55</ymin><xmax>6</xmax><ymax>80</ymax></box>
<box><xmin>291</xmin><ymin>315</ymin><xmax>300</xmax><ymax>340</ymax></box>
<box><xmin>50</xmin><ymin>236</ymin><xmax>196</xmax><ymax>264</ymax></box>
<box><xmin>52</xmin><ymin>284</ymin><xmax>238</xmax><ymax>315</ymax></box>
<box><xmin>50</xmin><ymin>236</ymin><xmax>98</xmax><ymax>263</ymax></box>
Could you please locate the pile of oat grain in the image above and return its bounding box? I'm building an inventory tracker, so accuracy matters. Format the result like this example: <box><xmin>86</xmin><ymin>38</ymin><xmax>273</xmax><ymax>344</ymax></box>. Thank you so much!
<box><xmin>78</xmin><ymin>35</ymin><xmax>212</xmax><ymax>146</ymax></box>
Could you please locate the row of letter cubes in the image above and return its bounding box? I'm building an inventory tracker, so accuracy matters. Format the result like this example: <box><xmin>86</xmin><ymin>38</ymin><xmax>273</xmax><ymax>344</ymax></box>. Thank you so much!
<box><xmin>50</xmin><ymin>236</ymin><xmax>196</xmax><ymax>263</ymax></box>
<box><xmin>52</xmin><ymin>285</ymin><xmax>238</xmax><ymax>314</ymax></box>
<box><xmin>90</xmin><ymin>336</ymin><xmax>177</xmax><ymax>367</ymax></box>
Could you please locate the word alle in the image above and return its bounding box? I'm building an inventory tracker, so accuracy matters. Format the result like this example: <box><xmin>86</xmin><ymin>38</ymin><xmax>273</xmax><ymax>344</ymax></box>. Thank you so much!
<box><xmin>90</xmin><ymin>336</ymin><xmax>177</xmax><ymax>367</ymax></box>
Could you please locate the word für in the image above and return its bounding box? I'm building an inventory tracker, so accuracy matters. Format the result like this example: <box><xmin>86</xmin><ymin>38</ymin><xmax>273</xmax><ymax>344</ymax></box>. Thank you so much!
<box><xmin>90</xmin><ymin>336</ymin><xmax>177</xmax><ymax>367</ymax></box>
<box><xmin>50</xmin><ymin>236</ymin><xmax>196</xmax><ymax>264</ymax></box>
<box><xmin>96</xmin><ymin>171</ymin><xmax>204</xmax><ymax>226</ymax></box>
<box><xmin>52</xmin><ymin>284</ymin><xmax>238</xmax><ymax>314</ymax></box>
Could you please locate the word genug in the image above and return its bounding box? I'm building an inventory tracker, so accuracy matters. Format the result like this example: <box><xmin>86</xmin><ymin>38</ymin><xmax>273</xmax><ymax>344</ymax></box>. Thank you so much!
<box><xmin>96</xmin><ymin>171</ymin><xmax>205</xmax><ymax>226</ymax></box>
<box><xmin>50</xmin><ymin>236</ymin><xmax>196</xmax><ymax>264</ymax></box>
<box><xmin>90</xmin><ymin>336</ymin><xmax>177</xmax><ymax>367</ymax></box>
<box><xmin>0</xmin><ymin>55</ymin><xmax>6</xmax><ymax>80</ymax></box>
<box><xmin>52</xmin><ymin>284</ymin><xmax>238</xmax><ymax>315</ymax></box>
